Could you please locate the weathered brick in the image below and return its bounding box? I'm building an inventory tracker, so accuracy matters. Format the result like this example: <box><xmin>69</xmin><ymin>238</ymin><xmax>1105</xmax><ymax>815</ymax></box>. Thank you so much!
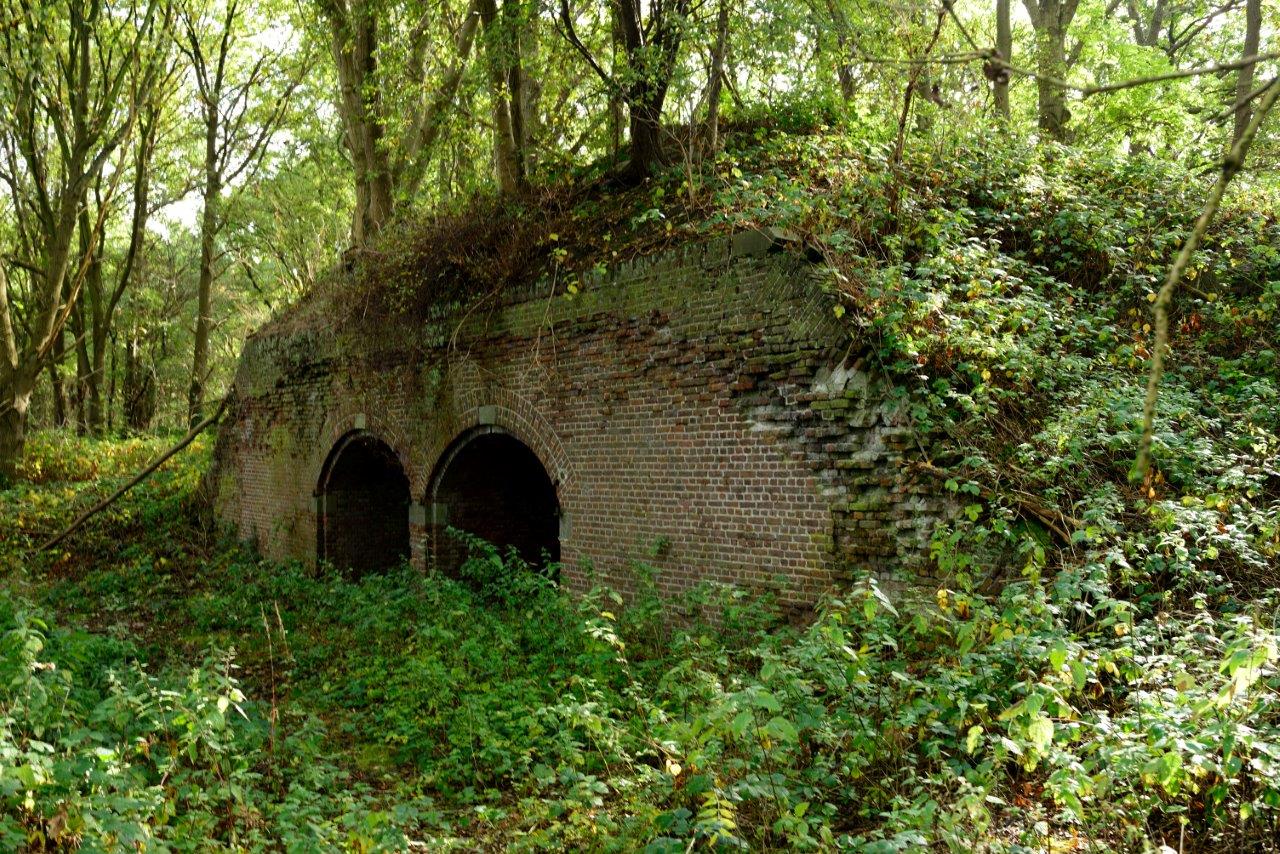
<box><xmin>209</xmin><ymin>236</ymin><xmax>956</xmax><ymax>611</ymax></box>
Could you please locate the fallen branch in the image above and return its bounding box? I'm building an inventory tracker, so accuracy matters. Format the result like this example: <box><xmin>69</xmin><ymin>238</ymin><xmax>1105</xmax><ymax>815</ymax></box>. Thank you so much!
<box><xmin>1132</xmin><ymin>76</ymin><xmax>1280</xmax><ymax>482</ymax></box>
<box><xmin>911</xmin><ymin>461</ymin><xmax>1082</xmax><ymax>545</ymax></box>
<box><xmin>38</xmin><ymin>395</ymin><xmax>230</xmax><ymax>553</ymax></box>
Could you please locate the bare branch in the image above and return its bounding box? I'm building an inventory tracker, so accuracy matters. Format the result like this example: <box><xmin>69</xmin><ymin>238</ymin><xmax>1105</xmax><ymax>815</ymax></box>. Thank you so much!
<box><xmin>557</xmin><ymin>0</ymin><xmax>617</xmax><ymax>93</ymax></box>
<box><xmin>1132</xmin><ymin>76</ymin><xmax>1280</xmax><ymax>481</ymax></box>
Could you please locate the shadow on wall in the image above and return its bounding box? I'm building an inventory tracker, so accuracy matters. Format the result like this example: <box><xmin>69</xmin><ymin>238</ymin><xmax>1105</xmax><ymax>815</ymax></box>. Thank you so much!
<box><xmin>431</xmin><ymin>429</ymin><xmax>560</xmax><ymax>578</ymax></box>
<box><xmin>316</xmin><ymin>431</ymin><xmax>410</xmax><ymax>574</ymax></box>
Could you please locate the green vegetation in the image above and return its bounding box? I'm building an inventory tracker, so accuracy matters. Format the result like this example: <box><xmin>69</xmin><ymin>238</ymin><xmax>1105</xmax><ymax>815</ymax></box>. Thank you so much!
<box><xmin>3</xmin><ymin>0</ymin><xmax>1278</xmax><ymax>848</ymax></box>
<box><xmin>2</xmin><ymin>132</ymin><xmax>1278</xmax><ymax>848</ymax></box>
<box><xmin>3</xmin><ymin>0</ymin><xmax>1275</xmax><ymax>464</ymax></box>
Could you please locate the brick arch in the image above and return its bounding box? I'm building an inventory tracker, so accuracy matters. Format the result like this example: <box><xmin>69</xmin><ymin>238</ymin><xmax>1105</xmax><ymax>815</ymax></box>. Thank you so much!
<box><xmin>314</xmin><ymin>428</ymin><xmax>412</xmax><ymax>573</ymax></box>
<box><xmin>423</xmin><ymin>416</ymin><xmax>567</xmax><ymax>576</ymax></box>
<box><xmin>425</xmin><ymin>423</ymin><xmax>562</xmax><ymax>509</ymax></box>
<box><xmin>309</xmin><ymin>407</ymin><xmax>421</xmax><ymax>499</ymax></box>
<box><xmin>424</xmin><ymin>397</ymin><xmax>575</xmax><ymax>504</ymax></box>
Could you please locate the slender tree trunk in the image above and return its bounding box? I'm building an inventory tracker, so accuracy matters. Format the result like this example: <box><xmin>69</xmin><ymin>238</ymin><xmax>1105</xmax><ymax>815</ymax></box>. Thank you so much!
<box><xmin>107</xmin><ymin>334</ymin><xmax>116</xmax><ymax>434</ymax></box>
<box><xmin>517</xmin><ymin>14</ymin><xmax>541</xmax><ymax>174</ymax></box>
<box><xmin>480</xmin><ymin>0</ymin><xmax>524</xmax><ymax>193</ymax></box>
<box><xmin>77</xmin><ymin>207</ymin><xmax>106</xmax><ymax>434</ymax></box>
<box><xmin>189</xmin><ymin>102</ymin><xmax>222</xmax><ymax>427</ymax></box>
<box><xmin>502</xmin><ymin>0</ymin><xmax>529</xmax><ymax>183</ymax></box>
<box><xmin>123</xmin><ymin>333</ymin><xmax>138</xmax><ymax>429</ymax></box>
<box><xmin>701</xmin><ymin>0</ymin><xmax>730</xmax><ymax>154</ymax></box>
<box><xmin>48</xmin><ymin>332</ymin><xmax>71</xmax><ymax>428</ymax></box>
<box><xmin>995</xmin><ymin>0</ymin><xmax>1012</xmax><ymax>118</ymax></box>
<box><xmin>608</xmin><ymin>2</ymin><xmax>625</xmax><ymax>165</ymax></box>
<box><xmin>90</xmin><ymin>330</ymin><xmax>108</xmax><ymax>434</ymax></box>
<box><xmin>70</xmin><ymin>298</ymin><xmax>91</xmax><ymax>434</ymax></box>
<box><xmin>1234</xmin><ymin>0</ymin><xmax>1262</xmax><ymax>144</ymax></box>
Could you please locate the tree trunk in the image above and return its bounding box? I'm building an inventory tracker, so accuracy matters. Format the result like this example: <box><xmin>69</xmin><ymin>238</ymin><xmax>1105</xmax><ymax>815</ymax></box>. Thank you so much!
<box><xmin>0</xmin><ymin>263</ymin><xmax>27</xmax><ymax>477</ymax></box>
<box><xmin>626</xmin><ymin>98</ymin><xmax>666</xmax><ymax>180</ymax></box>
<box><xmin>123</xmin><ymin>333</ymin><xmax>155</xmax><ymax>432</ymax></box>
<box><xmin>329</xmin><ymin>0</ymin><xmax>395</xmax><ymax>245</ymax></box>
<box><xmin>189</xmin><ymin>103</ymin><xmax>222</xmax><ymax>427</ymax></box>
<box><xmin>91</xmin><ymin>330</ymin><xmax>108</xmax><ymax>434</ymax></box>
<box><xmin>0</xmin><ymin>391</ymin><xmax>28</xmax><ymax>482</ymax></box>
<box><xmin>1024</xmin><ymin>0</ymin><xmax>1077</xmax><ymax>141</ymax></box>
<box><xmin>608</xmin><ymin>1</ymin><xmax>626</xmax><ymax>165</ymax></box>
<box><xmin>1234</xmin><ymin>0</ymin><xmax>1262</xmax><ymax>145</ymax></box>
<box><xmin>107</xmin><ymin>334</ymin><xmax>116</xmax><ymax>434</ymax></box>
<box><xmin>70</xmin><ymin>298</ymin><xmax>91</xmax><ymax>435</ymax></box>
<box><xmin>517</xmin><ymin>14</ymin><xmax>541</xmax><ymax>174</ymax></box>
<box><xmin>836</xmin><ymin>65</ymin><xmax>855</xmax><ymax>101</ymax></box>
<box><xmin>1036</xmin><ymin>22</ymin><xmax>1069</xmax><ymax>138</ymax></box>
<box><xmin>824</xmin><ymin>0</ymin><xmax>855</xmax><ymax>100</ymax></box>
<box><xmin>0</xmin><ymin>344</ymin><xmax>32</xmax><ymax>480</ymax></box>
<box><xmin>123</xmin><ymin>333</ymin><xmax>138</xmax><ymax>428</ymax></box>
<box><xmin>995</xmin><ymin>0</ymin><xmax>1012</xmax><ymax>118</ymax></box>
<box><xmin>701</xmin><ymin>0</ymin><xmax>730</xmax><ymax>154</ymax></box>
<box><xmin>48</xmin><ymin>332</ymin><xmax>71</xmax><ymax>428</ymax></box>
<box><xmin>77</xmin><ymin>206</ymin><xmax>106</xmax><ymax>434</ymax></box>
<box><xmin>480</xmin><ymin>0</ymin><xmax>524</xmax><ymax>193</ymax></box>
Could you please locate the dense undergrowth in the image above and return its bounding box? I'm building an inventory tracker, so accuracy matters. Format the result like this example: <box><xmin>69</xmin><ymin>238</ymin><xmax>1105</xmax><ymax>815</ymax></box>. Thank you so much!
<box><xmin>3</xmin><ymin>123</ymin><xmax>1280</xmax><ymax>850</ymax></box>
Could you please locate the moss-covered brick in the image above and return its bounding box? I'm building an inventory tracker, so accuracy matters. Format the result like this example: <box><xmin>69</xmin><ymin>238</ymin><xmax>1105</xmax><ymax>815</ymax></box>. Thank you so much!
<box><xmin>209</xmin><ymin>233</ymin><xmax>955</xmax><ymax>612</ymax></box>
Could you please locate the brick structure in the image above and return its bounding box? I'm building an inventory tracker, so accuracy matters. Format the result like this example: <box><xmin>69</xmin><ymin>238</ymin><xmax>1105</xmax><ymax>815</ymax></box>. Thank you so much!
<box><xmin>209</xmin><ymin>231</ymin><xmax>951</xmax><ymax>608</ymax></box>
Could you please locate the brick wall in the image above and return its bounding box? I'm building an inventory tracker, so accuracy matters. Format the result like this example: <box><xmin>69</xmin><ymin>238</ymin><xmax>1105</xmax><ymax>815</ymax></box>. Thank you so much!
<box><xmin>208</xmin><ymin>231</ymin><xmax>953</xmax><ymax>609</ymax></box>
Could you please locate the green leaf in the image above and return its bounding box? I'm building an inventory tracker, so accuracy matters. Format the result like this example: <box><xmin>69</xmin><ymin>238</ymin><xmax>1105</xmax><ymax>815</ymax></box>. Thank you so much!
<box><xmin>730</xmin><ymin>710</ymin><xmax>754</xmax><ymax>738</ymax></box>
<box><xmin>766</xmin><ymin>716</ymin><xmax>799</xmax><ymax>744</ymax></box>
<box><xmin>1048</xmin><ymin>640</ymin><xmax>1067</xmax><ymax>671</ymax></box>
<box><xmin>1027</xmin><ymin>716</ymin><xmax>1054</xmax><ymax>752</ymax></box>
<box><xmin>1069</xmin><ymin>660</ymin><xmax>1087</xmax><ymax>692</ymax></box>
<box><xmin>754</xmin><ymin>690</ymin><xmax>781</xmax><ymax>713</ymax></box>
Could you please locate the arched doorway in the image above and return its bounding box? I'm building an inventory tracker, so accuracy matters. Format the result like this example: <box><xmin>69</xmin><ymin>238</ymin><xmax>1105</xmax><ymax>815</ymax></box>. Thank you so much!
<box><xmin>431</xmin><ymin>428</ymin><xmax>560</xmax><ymax>576</ymax></box>
<box><xmin>316</xmin><ymin>432</ymin><xmax>410</xmax><ymax>574</ymax></box>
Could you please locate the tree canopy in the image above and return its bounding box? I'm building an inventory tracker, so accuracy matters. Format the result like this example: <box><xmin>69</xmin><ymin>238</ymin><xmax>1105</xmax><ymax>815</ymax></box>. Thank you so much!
<box><xmin>0</xmin><ymin>0</ymin><xmax>1274</xmax><ymax>470</ymax></box>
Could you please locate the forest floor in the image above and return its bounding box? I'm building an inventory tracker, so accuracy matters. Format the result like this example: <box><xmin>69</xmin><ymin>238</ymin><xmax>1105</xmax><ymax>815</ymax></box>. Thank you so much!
<box><xmin>0</xmin><ymin>429</ymin><xmax>1276</xmax><ymax>852</ymax></box>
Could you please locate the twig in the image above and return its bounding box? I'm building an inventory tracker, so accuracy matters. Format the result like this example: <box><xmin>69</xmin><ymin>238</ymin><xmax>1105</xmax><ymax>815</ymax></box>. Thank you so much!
<box><xmin>887</xmin><ymin>7</ymin><xmax>947</xmax><ymax>230</ymax></box>
<box><xmin>992</xmin><ymin>52</ymin><xmax>1280</xmax><ymax>98</ymax></box>
<box><xmin>911</xmin><ymin>461</ymin><xmax>1082</xmax><ymax>545</ymax></box>
<box><xmin>851</xmin><ymin>37</ymin><xmax>1278</xmax><ymax>101</ymax></box>
<box><xmin>38</xmin><ymin>395</ymin><xmax>230</xmax><ymax>552</ymax></box>
<box><xmin>1209</xmin><ymin>76</ymin><xmax>1278</xmax><ymax>123</ymax></box>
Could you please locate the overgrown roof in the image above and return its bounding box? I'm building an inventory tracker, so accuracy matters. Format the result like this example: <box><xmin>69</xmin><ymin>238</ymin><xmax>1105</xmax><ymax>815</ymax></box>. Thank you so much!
<box><xmin>267</xmin><ymin>124</ymin><xmax>1280</xmax><ymax>595</ymax></box>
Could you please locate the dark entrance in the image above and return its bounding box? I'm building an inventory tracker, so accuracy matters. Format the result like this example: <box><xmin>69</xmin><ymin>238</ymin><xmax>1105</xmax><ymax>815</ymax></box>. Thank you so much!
<box><xmin>316</xmin><ymin>432</ymin><xmax>410</xmax><ymax>573</ymax></box>
<box><xmin>433</xmin><ymin>430</ymin><xmax>560</xmax><ymax>574</ymax></box>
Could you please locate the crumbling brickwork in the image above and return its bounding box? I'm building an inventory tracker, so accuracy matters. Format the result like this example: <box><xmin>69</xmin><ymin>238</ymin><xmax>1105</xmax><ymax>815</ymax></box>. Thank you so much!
<box><xmin>209</xmin><ymin>232</ymin><xmax>951</xmax><ymax>608</ymax></box>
